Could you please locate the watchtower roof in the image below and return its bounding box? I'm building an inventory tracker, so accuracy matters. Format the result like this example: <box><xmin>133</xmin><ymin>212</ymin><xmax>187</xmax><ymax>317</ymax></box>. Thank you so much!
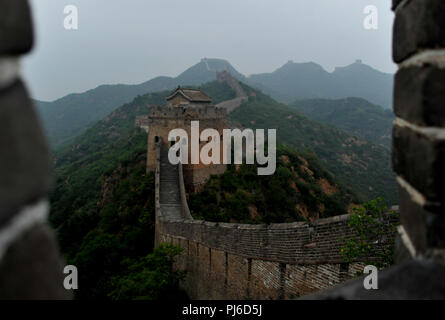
<box><xmin>166</xmin><ymin>86</ymin><xmax>212</xmax><ymax>103</ymax></box>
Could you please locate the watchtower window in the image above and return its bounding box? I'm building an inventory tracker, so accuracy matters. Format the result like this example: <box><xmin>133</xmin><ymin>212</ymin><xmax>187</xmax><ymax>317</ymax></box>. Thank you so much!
<box><xmin>155</xmin><ymin>136</ymin><xmax>159</xmax><ymax>143</ymax></box>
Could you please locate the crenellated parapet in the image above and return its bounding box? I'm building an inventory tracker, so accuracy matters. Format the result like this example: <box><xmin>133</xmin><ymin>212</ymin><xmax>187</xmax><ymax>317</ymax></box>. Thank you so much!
<box><xmin>148</xmin><ymin>105</ymin><xmax>226</xmax><ymax>121</ymax></box>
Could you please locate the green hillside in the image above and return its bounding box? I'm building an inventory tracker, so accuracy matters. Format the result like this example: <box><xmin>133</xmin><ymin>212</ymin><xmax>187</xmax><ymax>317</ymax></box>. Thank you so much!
<box><xmin>190</xmin><ymin>145</ymin><xmax>357</xmax><ymax>224</ymax></box>
<box><xmin>35</xmin><ymin>59</ymin><xmax>393</xmax><ymax>148</ymax></box>
<box><xmin>229</xmin><ymin>84</ymin><xmax>397</xmax><ymax>204</ymax></box>
<box><xmin>35</xmin><ymin>59</ymin><xmax>240</xmax><ymax>147</ymax></box>
<box><xmin>289</xmin><ymin>97</ymin><xmax>394</xmax><ymax>147</ymax></box>
<box><xmin>49</xmin><ymin>79</ymin><xmax>398</xmax><ymax>298</ymax></box>
<box><xmin>49</xmin><ymin>81</ymin><xmax>236</xmax><ymax>299</ymax></box>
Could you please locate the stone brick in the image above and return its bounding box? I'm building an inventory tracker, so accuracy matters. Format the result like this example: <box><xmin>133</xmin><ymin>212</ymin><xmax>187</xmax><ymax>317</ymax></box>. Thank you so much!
<box><xmin>398</xmin><ymin>181</ymin><xmax>445</xmax><ymax>253</ymax></box>
<box><xmin>426</xmin><ymin>212</ymin><xmax>445</xmax><ymax>249</ymax></box>
<box><xmin>0</xmin><ymin>0</ymin><xmax>34</xmax><ymax>55</ymax></box>
<box><xmin>393</xmin><ymin>0</ymin><xmax>445</xmax><ymax>62</ymax></box>
<box><xmin>305</xmin><ymin>259</ymin><xmax>445</xmax><ymax>300</ymax></box>
<box><xmin>394</xmin><ymin>233</ymin><xmax>413</xmax><ymax>264</ymax></box>
<box><xmin>394</xmin><ymin>66</ymin><xmax>445</xmax><ymax>127</ymax></box>
<box><xmin>392</xmin><ymin>124</ymin><xmax>445</xmax><ymax>201</ymax></box>
<box><xmin>161</xmin><ymin>209</ymin><xmax>398</xmax><ymax>299</ymax></box>
<box><xmin>0</xmin><ymin>80</ymin><xmax>52</xmax><ymax>227</ymax></box>
<box><xmin>397</xmin><ymin>182</ymin><xmax>428</xmax><ymax>253</ymax></box>
<box><xmin>0</xmin><ymin>223</ymin><xmax>70</xmax><ymax>299</ymax></box>
<box><xmin>392</xmin><ymin>0</ymin><xmax>405</xmax><ymax>11</ymax></box>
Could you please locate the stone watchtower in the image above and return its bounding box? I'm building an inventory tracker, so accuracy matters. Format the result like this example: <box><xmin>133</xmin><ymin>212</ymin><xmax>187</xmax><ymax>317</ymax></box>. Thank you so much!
<box><xmin>145</xmin><ymin>86</ymin><xmax>227</xmax><ymax>191</ymax></box>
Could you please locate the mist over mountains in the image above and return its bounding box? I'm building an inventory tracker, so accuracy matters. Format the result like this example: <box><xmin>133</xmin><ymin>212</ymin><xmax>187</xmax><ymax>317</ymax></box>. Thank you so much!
<box><xmin>249</xmin><ymin>60</ymin><xmax>393</xmax><ymax>107</ymax></box>
<box><xmin>34</xmin><ymin>58</ymin><xmax>393</xmax><ymax>147</ymax></box>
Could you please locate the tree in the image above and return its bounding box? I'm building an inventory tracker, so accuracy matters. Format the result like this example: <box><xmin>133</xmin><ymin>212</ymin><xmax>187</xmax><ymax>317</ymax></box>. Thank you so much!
<box><xmin>340</xmin><ymin>197</ymin><xmax>399</xmax><ymax>270</ymax></box>
<box><xmin>108</xmin><ymin>244</ymin><xmax>187</xmax><ymax>300</ymax></box>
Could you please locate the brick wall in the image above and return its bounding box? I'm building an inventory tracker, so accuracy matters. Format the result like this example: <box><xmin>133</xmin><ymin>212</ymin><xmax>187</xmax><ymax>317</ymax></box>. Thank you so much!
<box><xmin>160</xmin><ymin>226</ymin><xmax>367</xmax><ymax>299</ymax></box>
<box><xmin>304</xmin><ymin>0</ymin><xmax>445</xmax><ymax>300</ymax></box>
<box><xmin>392</xmin><ymin>0</ymin><xmax>445</xmax><ymax>263</ymax></box>
<box><xmin>152</xmin><ymin>115</ymin><xmax>397</xmax><ymax>299</ymax></box>
<box><xmin>157</xmin><ymin>211</ymin><xmax>392</xmax><ymax>299</ymax></box>
<box><xmin>0</xmin><ymin>0</ymin><xmax>69</xmax><ymax>299</ymax></box>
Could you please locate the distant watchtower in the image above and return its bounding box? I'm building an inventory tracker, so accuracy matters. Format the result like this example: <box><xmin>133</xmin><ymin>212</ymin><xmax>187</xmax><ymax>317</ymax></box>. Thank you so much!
<box><xmin>166</xmin><ymin>86</ymin><xmax>212</xmax><ymax>107</ymax></box>
<box><xmin>144</xmin><ymin>87</ymin><xmax>227</xmax><ymax>192</ymax></box>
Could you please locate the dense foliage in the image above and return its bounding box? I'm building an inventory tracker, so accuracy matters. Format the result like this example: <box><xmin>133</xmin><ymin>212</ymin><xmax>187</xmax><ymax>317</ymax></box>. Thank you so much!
<box><xmin>49</xmin><ymin>81</ymin><xmax>237</xmax><ymax>299</ymax></box>
<box><xmin>189</xmin><ymin>145</ymin><xmax>357</xmax><ymax>223</ymax></box>
<box><xmin>230</xmin><ymin>84</ymin><xmax>397</xmax><ymax>204</ymax></box>
<box><xmin>53</xmin><ymin>145</ymin><xmax>187</xmax><ymax>300</ymax></box>
<box><xmin>290</xmin><ymin>97</ymin><xmax>394</xmax><ymax>147</ymax></box>
<box><xmin>340</xmin><ymin>198</ymin><xmax>399</xmax><ymax>270</ymax></box>
<box><xmin>47</xmin><ymin>78</ymin><xmax>399</xmax><ymax>299</ymax></box>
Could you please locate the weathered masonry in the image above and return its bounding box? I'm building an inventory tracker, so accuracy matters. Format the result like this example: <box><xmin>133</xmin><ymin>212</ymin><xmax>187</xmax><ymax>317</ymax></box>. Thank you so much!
<box><xmin>144</xmin><ymin>87</ymin><xmax>227</xmax><ymax>192</ymax></box>
<box><xmin>0</xmin><ymin>0</ymin><xmax>68</xmax><ymax>299</ymax></box>
<box><xmin>308</xmin><ymin>0</ymin><xmax>445</xmax><ymax>299</ymax></box>
<box><xmin>153</xmin><ymin>139</ymin><xmax>394</xmax><ymax>299</ymax></box>
<box><xmin>2</xmin><ymin>0</ymin><xmax>445</xmax><ymax>300</ymax></box>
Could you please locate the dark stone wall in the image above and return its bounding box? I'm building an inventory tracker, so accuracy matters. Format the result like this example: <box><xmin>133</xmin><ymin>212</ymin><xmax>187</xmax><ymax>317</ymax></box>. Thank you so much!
<box><xmin>0</xmin><ymin>0</ymin><xmax>69</xmax><ymax>299</ymax></box>
<box><xmin>392</xmin><ymin>0</ymin><xmax>445</xmax><ymax>262</ymax></box>
<box><xmin>157</xmin><ymin>212</ymin><xmax>395</xmax><ymax>299</ymax></box>
<box><xmin>308</xmin><ymin>0</ymin><xmax>445</xmax><ymax>299</ymax></box>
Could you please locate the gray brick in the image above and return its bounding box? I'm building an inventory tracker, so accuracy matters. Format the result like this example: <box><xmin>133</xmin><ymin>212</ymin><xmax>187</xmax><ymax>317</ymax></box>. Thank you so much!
<box><xmin>392</xmin><ymin>124</ymin><xmax>445</xmax><ymax>201</ymax></box>
<box><xmin>392</xmin><ymin>0</ymin><xmax>405</xmax><ymax>11</ymax></box>
<box><xmin>0</xmin><ymin>81</ymin><xmax>52</xmax><ymax>227</ymax></box>
<box><xmin>398</xmin><ymin>183</ymin><xmax>427</xmax><ymax>253</ymax></box>
<box><xmin>304</xmin><ymin>259</ymin><xmax>445</xmax><ymax>300</ymax></box>
<box><xmin>393</xmin><ymin>0</ymin><xmax>445</xmax><ymax>62</ymax></box>
<box><xmin>394</xmin><ymin>66</ymin><xmax>445</xmax><ymax>127</ymax></box>
<box><xmin>0</xmin><ymin>0</ymin><xmax>34</xmax><ymax>55</ymax></box>
<box><xmin>0</xmin><ymin>223</ymin><xmax>71</xmax><ymax>299</ymax></box>
<box><xmin>427</xmin><ymin>213</ymin><xmax>445</xmax><ymax>249</ymax></box>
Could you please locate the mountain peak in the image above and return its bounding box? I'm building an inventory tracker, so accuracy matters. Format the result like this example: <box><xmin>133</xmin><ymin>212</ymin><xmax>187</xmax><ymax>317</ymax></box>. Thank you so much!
<box><xmin>176</xmin><ymin>58</ymin><xmax>246</xmax><ymax>84</ymax></box>
<box><xmin>333</xmin><ymin>60</ymin><xmax>377</xmax><ymax>74</ymax></box>
<box><xmin>277</xmin><ymin>61</ymin><xmax>325</xmax><ymax>73</ymax></box>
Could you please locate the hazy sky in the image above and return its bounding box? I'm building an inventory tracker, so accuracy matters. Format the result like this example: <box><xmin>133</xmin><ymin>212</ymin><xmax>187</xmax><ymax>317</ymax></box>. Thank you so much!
<box><xmin>23</xmin><ymin>0</ymin><xmax>396</xmax><ymax>102</ymax></box>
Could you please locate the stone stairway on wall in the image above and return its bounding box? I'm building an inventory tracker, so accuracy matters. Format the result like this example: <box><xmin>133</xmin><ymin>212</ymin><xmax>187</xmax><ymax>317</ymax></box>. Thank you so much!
<box><xmin>159</xmin><ymin>145</ymin><xmax>183</xmax><ymax>220</ymax></box>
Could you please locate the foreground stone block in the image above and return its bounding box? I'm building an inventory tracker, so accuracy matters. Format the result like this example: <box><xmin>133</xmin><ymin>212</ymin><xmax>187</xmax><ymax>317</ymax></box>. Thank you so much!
<box><xmin>392</xmin><ymin>124</ymin><xmax>445</xmax><ymax>202</ymax></box>
<box><xmin>0</xmin><ymin>223</ymin><xmax>70</xmax><ymax>299</ymax></box>
<box><xmin>304</xmin><ymin>259</ymin><xmax>445</xmax><ymax>300</ymax></box>
<box><xmin>394</xmin><ymin>66</ymin><xmax>445</xmax><ymax>127</ymax></box>
<box><xmin>0</xmin><ymin>81</ymin><xmax>52</xmax><ymax>227</ymax></box>
<box><xmin>393</xmin><ymin>0</ymin><xmax>445</xmax><ymax>62</ymax></box>
<box><xmin>392</xmin><ymin>0</ymin><xmax>404</xmax><ymax>11</ymax></box>
<box><xmin>0</xmin><ymin>0</ymin><xmax>34</xmax><ymax>55</ymax></box>
<box><xmin>398</xmin><ymin>182</ymin><xmax>445</xmax><ymax>253</ymax></box>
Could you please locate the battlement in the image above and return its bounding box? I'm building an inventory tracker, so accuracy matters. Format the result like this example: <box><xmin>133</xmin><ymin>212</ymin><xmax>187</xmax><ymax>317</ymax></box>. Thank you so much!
<box><xmin>148</xmin><ymin>105</ymin><xmax>227</xmax><ymax>120</ymax></box>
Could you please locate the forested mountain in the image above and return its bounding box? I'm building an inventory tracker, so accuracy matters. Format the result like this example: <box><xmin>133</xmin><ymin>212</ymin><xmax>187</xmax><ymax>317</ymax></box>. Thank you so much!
<box><xmin>190</xmin><ymin>145</ymin><xmax>358</xmax><ymax>224</ymax></box>
<box><xmin>35</xmin><ymin>59</ymin><xmax>239</xmax><ymax>147</ymax></box>
<box><xmin>50</xmin><ymin>81</ymin><xmax>235</xmax><ymax>299</ymax></box>
<box><xmin>35</xmin><ymin>59</ymin><xmax>393</xmax><ymax>147</ymax></box>
<box><xmin>49</xmin><ymin>77</ymin><xmax>398</xmax><ymax>298</ymax></box>
<box><xmin>229</xmin><ymin>84</ymin><xmax>397</xmax><ymax>204</ymax></box>
<box><xmin>289</xmin><ymin>97</ymin><xmax>394</xmax><ymax>147</ymax></box>
<box><xmin>248</xmin><ymin>60</ymin><xmax>393</xmax><ymax>107</ymax></box>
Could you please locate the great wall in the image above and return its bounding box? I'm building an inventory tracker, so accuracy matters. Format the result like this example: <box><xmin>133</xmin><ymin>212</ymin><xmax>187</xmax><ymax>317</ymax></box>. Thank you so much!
<box><xmin>148</xmin><ymin>76</ymin><xmax>389</xmax><ymax>298</ymax></box>
<box><xmin>1</xmin><ymin>0</ymin><xmax>444</xmax><ymax>300</ymax></box>
<box><xmin>155</xmin><ymin>136</ymin><xmax>370</xmax><ymax>299</ymax></box>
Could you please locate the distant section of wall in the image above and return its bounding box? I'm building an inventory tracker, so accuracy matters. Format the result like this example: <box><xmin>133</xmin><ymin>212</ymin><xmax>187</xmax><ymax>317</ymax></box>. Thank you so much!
<box><xmin>135</xmin><ymin>115</ymin><xmax>149</xmax><ymax>133</ymax></box>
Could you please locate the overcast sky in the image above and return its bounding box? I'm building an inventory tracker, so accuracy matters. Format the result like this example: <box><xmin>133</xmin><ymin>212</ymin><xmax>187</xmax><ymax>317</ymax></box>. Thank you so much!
<box><xmin>23</xmin><ymin>0</ymin><xmax>396</xmax><ymax>102</ymax></box>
